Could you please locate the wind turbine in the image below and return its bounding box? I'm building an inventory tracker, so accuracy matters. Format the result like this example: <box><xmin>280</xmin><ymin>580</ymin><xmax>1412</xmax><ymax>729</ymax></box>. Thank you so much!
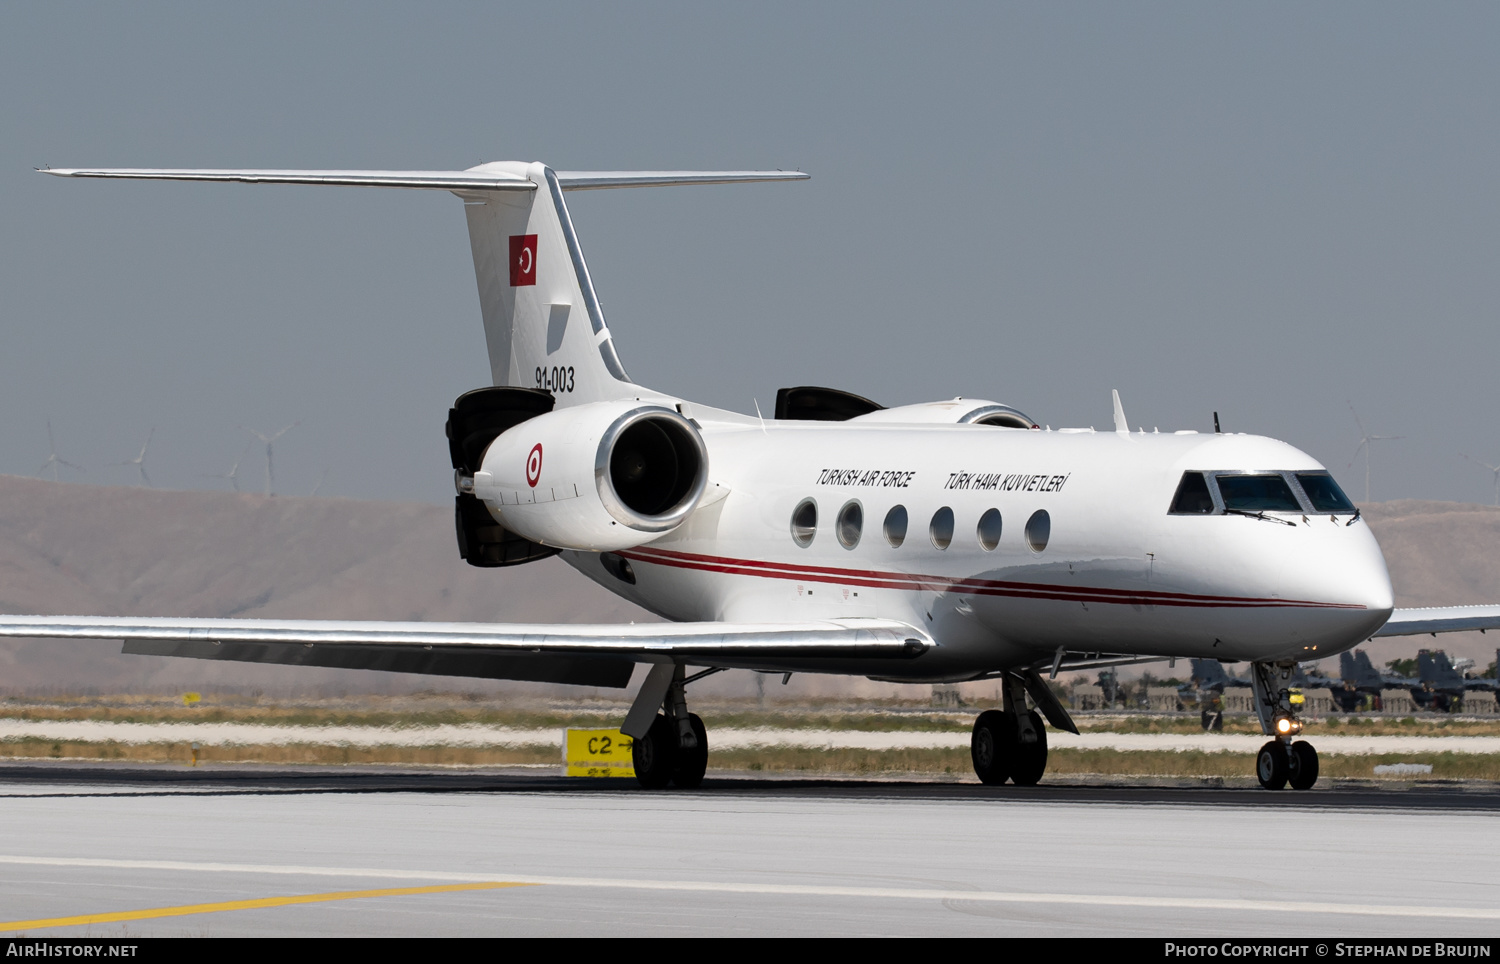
<box><xmin>242</xmin><ymin>423</ymin><xmax>297</xmax><ymax>496</ymax></box>
<box><xmin>1462</xmin><ymin>453</ymin><xmax>1500</xmax><ymax>507</ymax></box>
<box><xmin>116</xmin><ymin>428</ymin><xmax>155</xmax><ymax>487</ymax></box>
<box><xmin>203</xmin><ymin>440</ymin><xmax>253</xmax><ymax>493</ymax></box>
<box><xmin>1347</xmin><ymin>402</ymin><xmax>1403</xmax><ymax>503</ymax></box>
<box><xmin>37</xmin><ymin>420</ymin><xmax>84</xmax><ymax>481</ymax></box>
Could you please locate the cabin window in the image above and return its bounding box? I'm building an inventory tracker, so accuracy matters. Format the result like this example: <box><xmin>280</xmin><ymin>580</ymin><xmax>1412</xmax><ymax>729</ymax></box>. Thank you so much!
<box><xmin>837</xmin><ymin>500</ymin><xmax>863</xmax><ymax>549</ymax></box>
<box><xmin>791</xmin><ymin>498</ymin><xmax>818</xmax><ymax>547</ymax></box>
<box><xmin>1025</xmin><ymin>509</ymin><xmax>1051</xmax><ymax>552</ymax></box>
<box><xmin>930</xmin><ymin>506</ymin><xmax>954</xmax><ymax>550</ymax></box>
<box><xmin>1296</xmin><ymin>473</ymin><xmax>1356</xmax><ymax>512</ymax></box>
<box><xmin>977</xmin><ymin>508</ymin><xmax>1002</xmax><ymax>550</ymax></box>
<box><xmin>1217</xmin><ymin>475</ymin><xmax>1301</xmax><ymax>512</ymax></box>
<box><xmin>884</xmin><ymin>505</ymin><xmax>908</xmax><ymax>547</ymax></box>
<box><xmin>1169</xmin><ymin>472</ymin><xmax>1215</xmax><ymax>514</ymax></box>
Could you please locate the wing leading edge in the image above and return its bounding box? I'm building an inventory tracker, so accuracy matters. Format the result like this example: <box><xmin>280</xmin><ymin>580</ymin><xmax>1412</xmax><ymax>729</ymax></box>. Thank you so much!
<box><xmin>1374</xmin><ymin>606</ymin><xmax>1500</xmax><ymax>638</ymax></box>
<box><xmin>0</xmin><ymin>614</ymin><xmax>931</xmax><ymax>689</ymax></box>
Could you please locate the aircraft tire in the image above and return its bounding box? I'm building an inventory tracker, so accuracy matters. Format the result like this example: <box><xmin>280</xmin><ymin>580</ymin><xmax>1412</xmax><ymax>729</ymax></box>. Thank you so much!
<box><xmin>1256</xmin><ymin>740</ymin><xmax>1289</xmax><ymax>790</ymax></box>
<box><xmin>1011</xmin><ymin>710</ymin><xmax>1048</xmax><ymax>786</ymax></box>
<box><xmin>970</xmin><ymin>710</ymin><xmax>1016</xmax><ymax>785</ymax></box>
<box><xmin>632</xmin><ymin>714</ymin><xmax>678</xmax><ymax>789</ymax></box>
<box><xmin>671</xmin><ymin>713</ymin><xmax>709</xmax><ymax>789</ymax></box>
<box><xmin>1287</xmin><ymin>740</ymin><xmax>1319</xmax><ymax>790</ymax></box>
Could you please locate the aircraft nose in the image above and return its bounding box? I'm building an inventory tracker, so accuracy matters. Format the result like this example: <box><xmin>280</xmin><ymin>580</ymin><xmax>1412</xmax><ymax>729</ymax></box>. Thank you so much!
<box><xmin>1308</xmin><ymin>523</ymin><xmax>1394</xmax><ymax>643</ymax></box>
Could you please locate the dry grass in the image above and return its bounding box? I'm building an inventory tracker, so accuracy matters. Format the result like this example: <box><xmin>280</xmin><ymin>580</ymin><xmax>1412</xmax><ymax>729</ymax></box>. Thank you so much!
<box><xmin>8</xmin><ymin>694</ymin><xmax>1500</xmax><ymax>737</ymax></box>
<box><xmin>6</xmin><ymin>737</ymin><xmax>1498</xmax><ymax>782</ymax></box>
<box><xmin>0</xmin><ymin>738</ymin><xmax>558</xmax><ymax>767</ymax></box>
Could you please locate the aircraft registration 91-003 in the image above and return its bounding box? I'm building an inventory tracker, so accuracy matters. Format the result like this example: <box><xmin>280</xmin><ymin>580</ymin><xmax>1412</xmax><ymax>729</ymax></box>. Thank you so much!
<box><xmin>12</xmin><ymin>161</ymin><xmax>1500</xmax><ymax>792</ymax></box>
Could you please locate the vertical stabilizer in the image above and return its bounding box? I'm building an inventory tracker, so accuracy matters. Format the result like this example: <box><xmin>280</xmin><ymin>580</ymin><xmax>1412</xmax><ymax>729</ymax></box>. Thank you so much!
<box><xmin>459</xmin><ymin>162</ymin><xmax>636</xmax><ymax>406</ymax></box>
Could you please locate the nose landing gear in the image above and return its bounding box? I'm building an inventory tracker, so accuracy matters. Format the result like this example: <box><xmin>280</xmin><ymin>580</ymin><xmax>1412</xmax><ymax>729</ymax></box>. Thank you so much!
<box><xmin>1251</xmin><ymin>661</ymin><xmax>1320</xmax><ymax>790</ymax></box>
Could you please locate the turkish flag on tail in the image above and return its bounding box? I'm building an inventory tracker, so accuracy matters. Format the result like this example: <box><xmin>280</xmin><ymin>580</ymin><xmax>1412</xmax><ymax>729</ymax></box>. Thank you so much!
<box><xmin>509</xmin><ymin>234</ymin><xmax>537</xmax><ymax>286</ymax></box>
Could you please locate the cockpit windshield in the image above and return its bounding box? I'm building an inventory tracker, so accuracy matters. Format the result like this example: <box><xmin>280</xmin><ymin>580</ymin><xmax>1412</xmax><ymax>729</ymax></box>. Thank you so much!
<box><xmin>1167</xmin><ymin>470</ymin><xmax>1358</xmax><ymax>516</ymax></box>
<box><xmin>1296</xmin><ymin>473</ymin><xmax>1356</xmax><ymax>512</ymax></box>
<box><xmin>1216</xmin><ymin>475</ymin><xmax>1302</xmax><ymax>512</ymax></box>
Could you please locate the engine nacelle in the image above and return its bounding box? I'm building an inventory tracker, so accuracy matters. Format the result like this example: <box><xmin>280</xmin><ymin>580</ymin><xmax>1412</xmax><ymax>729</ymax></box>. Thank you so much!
<box><xmin>467</xmin><ymin>401</ymin><xmax>709</xmax><ymax>551</ymax></box>
<box><xmin>851</xmin><ymin>398</ymin><xmax>1038</xmax><ymax>428</ymax></box>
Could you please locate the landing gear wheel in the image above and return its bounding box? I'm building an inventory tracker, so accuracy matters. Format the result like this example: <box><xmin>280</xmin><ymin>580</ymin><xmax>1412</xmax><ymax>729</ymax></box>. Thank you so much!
<box><xmin>632</xmin><ymin>715</ymin><xmax>678</xmax><ymax>789</ymax></box>
<box><xmin>1256</xmin><ymin>740</ymin><xmax>1289</xmax><ymax>790</ymax></box>
<box><xmin>1011</xmin><ymin>710</ymin><xmax>1048</xmax><ymax>787</ymax></box>
<box><xmin>1287</xmin><ymin>740</ymin><xmax>1319</xmax><ymax>790</ymax></box>
<box><xmin>671</xmin><ymin>713</ymin><xmax>708</xmax><ymax>789</ymax></box>
<box><xmin>971</xmin><ymin>710</ymin><xmax>1016</xmax><ymax>785</ymax></box>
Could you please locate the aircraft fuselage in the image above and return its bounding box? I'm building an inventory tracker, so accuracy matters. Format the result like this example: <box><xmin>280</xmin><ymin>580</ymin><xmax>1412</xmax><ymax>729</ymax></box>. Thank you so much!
<box><xmin>565</xmin><ymin>418</ymin><xmax>1394</xmax><ymax>680</ymax></box>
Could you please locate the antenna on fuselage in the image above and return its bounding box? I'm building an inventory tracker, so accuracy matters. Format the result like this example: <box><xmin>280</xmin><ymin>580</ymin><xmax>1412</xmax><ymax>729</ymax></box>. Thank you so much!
<box><xmin>1213</xmin><ymin>412</ymin><xmax>1221</xmax><ymax>434</ymax></box>
<box><xmin>1111</xmin><ymin>389</ymin><xmax>1128</xmax><ymax>435</ymax></box>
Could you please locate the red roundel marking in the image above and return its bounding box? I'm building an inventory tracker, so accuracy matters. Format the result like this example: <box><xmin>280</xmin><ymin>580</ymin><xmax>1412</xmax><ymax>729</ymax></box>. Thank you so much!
<box><xmin>525</xmin><ymin>443</ymin><xmax>543</xmax><ymax>487</ymax></box>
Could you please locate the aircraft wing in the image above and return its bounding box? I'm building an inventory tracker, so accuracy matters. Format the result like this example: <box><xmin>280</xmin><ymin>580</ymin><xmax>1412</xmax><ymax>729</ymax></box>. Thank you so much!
<box><xmin>0</xmin><ymin>614</ymin><xmax>930</xmax><ymax>689</ymax></box>
<box><xmin>1374</xmin><ymin>606</ymin><xmax>1500</xmax><ymax>638</ymax></box>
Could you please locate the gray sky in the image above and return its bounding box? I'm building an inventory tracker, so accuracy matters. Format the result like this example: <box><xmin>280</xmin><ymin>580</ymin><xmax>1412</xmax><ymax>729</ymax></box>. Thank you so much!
<box><xmin>3</xmin><ymin>3</ymin><xmax>1498</xmax><ymax>505</ymax></box>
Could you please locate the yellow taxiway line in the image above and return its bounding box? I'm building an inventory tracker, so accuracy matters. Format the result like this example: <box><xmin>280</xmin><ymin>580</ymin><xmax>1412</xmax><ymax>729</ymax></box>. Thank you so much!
<box><xmin>0</xmin><ymin>881</ymin><xmax>537</xmax><ymax>933</ymax></box>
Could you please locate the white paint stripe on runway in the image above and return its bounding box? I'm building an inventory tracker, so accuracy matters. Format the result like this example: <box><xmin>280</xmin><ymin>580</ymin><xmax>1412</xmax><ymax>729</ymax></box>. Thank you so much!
<box><xmin>1</xmin><ymin>854</ymin><xmax>1495</xmax><ymax>920</ymax></box>
<box><xmin>4</xmin><ymin>720</ymin><xmax>1500</xmax><ymax>754</ymax></box>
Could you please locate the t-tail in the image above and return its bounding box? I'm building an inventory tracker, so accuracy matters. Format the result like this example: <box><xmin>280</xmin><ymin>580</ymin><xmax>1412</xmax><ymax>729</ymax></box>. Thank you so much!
<box><xmin>39</xmin><ymin>162</ymin><xmax>809</xmax><ymax>407</ymax></box>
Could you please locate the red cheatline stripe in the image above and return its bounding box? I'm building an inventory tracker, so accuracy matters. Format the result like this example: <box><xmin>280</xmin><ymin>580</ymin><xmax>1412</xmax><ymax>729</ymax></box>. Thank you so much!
<box><xmin>618</xmin><ymin>547</ymin><xmax>1364</xmax><ymax>611</ymax></box>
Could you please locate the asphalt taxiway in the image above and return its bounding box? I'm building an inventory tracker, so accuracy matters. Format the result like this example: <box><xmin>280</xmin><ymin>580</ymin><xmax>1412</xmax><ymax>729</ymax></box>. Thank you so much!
<box><xmin>2</xmin><ymin>763</ymin><xmax>1497</xmax><ymax>937</ymax></box>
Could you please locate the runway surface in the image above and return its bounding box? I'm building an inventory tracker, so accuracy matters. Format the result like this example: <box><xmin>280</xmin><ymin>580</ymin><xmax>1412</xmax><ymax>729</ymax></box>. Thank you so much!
<box><xmin>2</xmin><ymin>762</ymin><xmax>1498</xmax><ymax>937</ymax></box>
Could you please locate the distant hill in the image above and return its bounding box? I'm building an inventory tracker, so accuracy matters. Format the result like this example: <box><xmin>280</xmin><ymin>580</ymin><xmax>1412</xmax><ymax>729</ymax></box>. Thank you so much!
<box><xmin>1359</xmin><ymin>500</ymin><xmax>1500</xmax><ymax>672</ymax></box>
<box><xmin>0</xmin><ymin>477</ymin><xmax>1494</xmax><ymax>695</ymax></box>
<box><xmin>0</xmin><ymin>476</ymin><xmax>654</xmax><ymax>695</ymax></box>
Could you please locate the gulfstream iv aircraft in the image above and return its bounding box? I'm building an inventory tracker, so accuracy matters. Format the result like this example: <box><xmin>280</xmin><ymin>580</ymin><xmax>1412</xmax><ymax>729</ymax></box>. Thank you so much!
<box><xmin>11</xmin><ymin>162</ymin><xmax>1500</xmax><ymax>790</ymax></box>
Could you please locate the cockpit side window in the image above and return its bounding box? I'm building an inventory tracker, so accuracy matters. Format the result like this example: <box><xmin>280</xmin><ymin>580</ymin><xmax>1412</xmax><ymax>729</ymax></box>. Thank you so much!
<box><xmin>1296</xmin><ymin>473</ymin><xmax>1356</xmax><ymax>512</ymax></box>
<box><xmin>1217</xmin><ymin>474</ymin><xmax>1301</xmax><ymax>512</ymax></box>
<box><xmin>1169</xmin><ymin>472</ymin><xmax>1215</xmax><ymax>514</ymax></box>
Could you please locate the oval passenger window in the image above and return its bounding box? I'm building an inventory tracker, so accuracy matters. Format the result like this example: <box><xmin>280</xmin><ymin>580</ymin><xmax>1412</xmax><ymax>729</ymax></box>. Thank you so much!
<box><xmin>791</xmin><ymin>498</ymin><xmax>818</xmax><ymax>547</ymax></box>
<box><xmin>1025</xmin><ymin>509</ymin><xmax>1050</xmax><ymax>552</ymax></box>
<box><xmin>930</xmin><ymin>506</ymin><xmax>954</xmax><ymax>550</ymax></box>
<box><xmin>977</xmin><ymin>508</ymin><xmax>1002</xmax><ymax>551</ymax></box>
<box><xmin>884</xmin><ymin>505</ymin><xmax>908</xmax><ymax>547</ymax></box>
<box><xmin>837</xmin><ymin>500</ymin><xmax>863</xmax><ymax>550</ymax></box>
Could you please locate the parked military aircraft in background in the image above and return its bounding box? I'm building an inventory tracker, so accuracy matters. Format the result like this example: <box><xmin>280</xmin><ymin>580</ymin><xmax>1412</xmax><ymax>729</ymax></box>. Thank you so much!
<box><xmin>1415</xmin><ymin>649</ymin><xmax>1499</xmax><ymax>711</ymax></box>
<box><xmin>7</xmin><ymin>161</ymin><xmax>1500</xmax><ymax>791</ymax></box>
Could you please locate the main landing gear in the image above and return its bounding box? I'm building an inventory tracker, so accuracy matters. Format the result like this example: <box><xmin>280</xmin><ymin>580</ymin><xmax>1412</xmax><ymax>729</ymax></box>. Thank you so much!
<box><xmin>1250</xmin><ymin>660</ymin><xmax>1319</xmax><ymax>791</ymax></box>
<box><xmin>621</xmin><ymin>663</ymin><xmax>714</xmax><ymax>789</ymax></box>
<box><xmin>970</xmin><ymin>669</ymin><xmax>1079</xmax><ymax>786</ymax></box>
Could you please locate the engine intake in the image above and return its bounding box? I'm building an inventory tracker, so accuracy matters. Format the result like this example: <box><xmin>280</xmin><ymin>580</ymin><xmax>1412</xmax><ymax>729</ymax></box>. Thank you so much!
<box><xmin>471</xmin><ymin>401</ymin><xmax>709</xmax><ymax>551</ymax></box>
<box><xmin>597</xmin><ymin>408</ymin><xmax>707</xmax><ymax>530</ymax></box>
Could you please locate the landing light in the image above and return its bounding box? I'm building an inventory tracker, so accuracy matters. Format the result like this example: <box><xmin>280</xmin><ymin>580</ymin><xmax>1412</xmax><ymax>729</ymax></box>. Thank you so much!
<box><xmin>1274</xmin><ymin>716</ymin><xmax>1301</xmax><ymax>736</ymax></box>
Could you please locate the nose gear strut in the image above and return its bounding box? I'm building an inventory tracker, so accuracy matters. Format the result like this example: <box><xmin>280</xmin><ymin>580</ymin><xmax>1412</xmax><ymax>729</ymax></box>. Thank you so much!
<box><xmin>1250</xmin><ymin>660</ymin><xmax>1319</xmax><ymax>790</ymax></box>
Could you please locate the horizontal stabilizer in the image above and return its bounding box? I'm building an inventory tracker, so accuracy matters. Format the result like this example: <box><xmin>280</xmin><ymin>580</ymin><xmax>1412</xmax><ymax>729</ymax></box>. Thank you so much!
<box><xmin>39</xmin><ymin>167</ymin><xmax>809</xmax><ymax>192</ymax></box>
<box><xmin>38</xmin><ymin>168</ymin><xmax>538</xmax><ymax>191</ymax></box>
<box><xmin>1374</xmin><ymin>605</ymin><xmax>1500</xmax><ymax>637</ymax></box>
<box><xmin>554</xmin><ymin>170</ymin><xmax>808</xmax><ymax>190</ymax></box>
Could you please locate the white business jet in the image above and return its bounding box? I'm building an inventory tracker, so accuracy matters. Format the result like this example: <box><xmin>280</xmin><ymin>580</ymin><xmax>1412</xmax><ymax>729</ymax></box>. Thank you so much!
<box><xmin>10</xmin><ymin>162</ymin><xmax>1500</xmax><ymax>791</ymax></box>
